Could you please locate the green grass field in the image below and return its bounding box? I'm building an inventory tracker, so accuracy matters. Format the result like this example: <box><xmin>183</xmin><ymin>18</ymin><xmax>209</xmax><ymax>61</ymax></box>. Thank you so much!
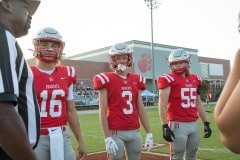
<box><xmin>71</xmin><ymin>104</ymin><xmax>240</xmax><ymax>160</ymax></box>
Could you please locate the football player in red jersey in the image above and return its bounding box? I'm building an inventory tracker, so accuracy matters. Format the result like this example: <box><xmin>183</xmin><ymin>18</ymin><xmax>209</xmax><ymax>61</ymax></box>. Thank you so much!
<box><xmin>30</xmin><ymin>27</ymin><xmax>87</xmax><ymax>160</ymax></box>
<box><xmin>93</xmin><ymin>43</ymin><xmax>153</xmax><ymax>160</ymax></box>
<box><xmin>214</xmin><ymin>11</ymin><xmax>240</xmax><ymax>154</ymax></box>
<box><xmin>157</xmin><ymin>49</ymin><xmax>212</xmax><ymax>160</ymax></box>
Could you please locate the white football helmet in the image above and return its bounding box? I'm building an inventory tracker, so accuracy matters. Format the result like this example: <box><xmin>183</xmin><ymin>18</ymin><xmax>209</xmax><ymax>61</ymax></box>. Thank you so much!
<box><xmin>33</xmin><ymin>27</ymin><xmax>65</xmax><ymax>63</ymax></box>
<box><xmin>168</xmin><ymin>48</ymin><xmax>190</xmax><ymax>74</ymax></box>
<box><xmin>108</xmin><ymin>43</ymin><xmax>133</xmax><ymax>71</ymax></box>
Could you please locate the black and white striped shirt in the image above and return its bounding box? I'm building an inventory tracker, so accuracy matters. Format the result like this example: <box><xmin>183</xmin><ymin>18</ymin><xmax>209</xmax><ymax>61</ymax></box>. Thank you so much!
<box><xmin>0</xmin><ymin>23</ymin><xmax>40</xmax><ymax>148</ymax></box>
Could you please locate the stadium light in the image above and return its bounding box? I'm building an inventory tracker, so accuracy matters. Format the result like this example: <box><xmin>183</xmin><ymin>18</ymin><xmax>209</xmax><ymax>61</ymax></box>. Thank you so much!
<box><xmin>144</xmin><ymin>0</ymin><xmax>160</xmax><ymax>94</ymax></box>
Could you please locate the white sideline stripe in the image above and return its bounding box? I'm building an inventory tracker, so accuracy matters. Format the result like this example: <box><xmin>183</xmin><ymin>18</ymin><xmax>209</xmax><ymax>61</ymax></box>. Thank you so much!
<box><xmin>87</xmin><ymin>143</ymin><xmax>205</xmax><ymax>160</ymax></box>
<box><xmin>198</xmin><ymin>147</ymin><xmax>230</xmax><ymax>152</ymax></box>
<box><xmin>87</xmin><ymin>151</ymin><xmax>105</xmax><ymax>156</ymax></box>
<box><xmin>87</xmin><ymin>150</ymin><xmax>170</xmax><ymax>157</ymax></box>
<box><xmin>142</xmin><ymin>151</ymin><xmax>169</xmax><ymax>157</ymax></box>
<box><xmin>142</xmin><ymin>143</ymin><xmax>167</xmax><ymax>151</ymax></box>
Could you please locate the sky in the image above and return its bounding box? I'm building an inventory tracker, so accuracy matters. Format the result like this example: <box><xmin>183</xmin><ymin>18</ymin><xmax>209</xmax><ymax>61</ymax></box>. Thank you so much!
<box><xmin>18</xmin><ymin>0</ymin><xmax>240</xmax><ymax>65</ymax></box>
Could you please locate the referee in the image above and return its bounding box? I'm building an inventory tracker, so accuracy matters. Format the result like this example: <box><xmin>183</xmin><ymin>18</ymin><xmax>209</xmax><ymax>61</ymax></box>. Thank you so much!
<box><xmin>0</xmin><ymin>0</ymin><xmax>41</xmax><ymax>159</ymax></box>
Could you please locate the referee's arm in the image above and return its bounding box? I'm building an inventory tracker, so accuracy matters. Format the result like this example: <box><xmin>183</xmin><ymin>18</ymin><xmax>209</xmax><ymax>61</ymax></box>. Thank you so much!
<box><xmin>0</xmin><ymin>101</ymin><xmax>37</xmax><ymax>160</ymax></box>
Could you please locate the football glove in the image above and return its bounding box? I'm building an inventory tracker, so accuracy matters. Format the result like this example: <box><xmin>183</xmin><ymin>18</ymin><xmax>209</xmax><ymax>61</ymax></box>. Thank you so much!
<box><xmin>144</xmin><ymin>133</ymin><xmax>153</xmax><ymax>151</ymax></box>
<box><xmin>105</xmin><ymin>137</ymin><xmax>118</xmax><ymax>156</ymax></box>
<box><xmin>203</xmin><ymin>122</ymin><xmax>212</xmax><ymax>138</ymax></box>
<box><xmin>162</xmin><ymin>124</ymin><xmax>175</xmax><ymax>142</ymax></box>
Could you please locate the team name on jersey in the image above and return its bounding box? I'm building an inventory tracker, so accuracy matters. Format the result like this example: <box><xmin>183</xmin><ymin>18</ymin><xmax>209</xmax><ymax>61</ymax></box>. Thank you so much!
<box><xmin>46</xmin><ymin>84</ymin><xmax>60</xmax><ymax>89</ymax></box>
<box><xmin>185</xmin><ymin>84</ymin><xmax>193</xmax><ymax>88</ymax></box>
<box><xmin>121</xmin><ymin>86</ymin><xmax>132</xmax><ymax>91</ymax></box>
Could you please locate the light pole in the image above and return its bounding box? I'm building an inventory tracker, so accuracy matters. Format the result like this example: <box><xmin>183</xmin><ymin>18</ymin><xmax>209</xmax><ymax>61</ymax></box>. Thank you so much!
<box><xmin>144</xmin><ymin>0</ymin><xmax>160</xmax><ymax>94</ymax></box>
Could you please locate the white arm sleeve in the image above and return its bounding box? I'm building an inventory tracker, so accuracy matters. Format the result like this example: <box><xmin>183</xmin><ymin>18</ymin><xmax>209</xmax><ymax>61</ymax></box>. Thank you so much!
<box><xmin>67</xmin><ymin>84</ymin><xmax>74</xmax><ymax>100</ymax></box>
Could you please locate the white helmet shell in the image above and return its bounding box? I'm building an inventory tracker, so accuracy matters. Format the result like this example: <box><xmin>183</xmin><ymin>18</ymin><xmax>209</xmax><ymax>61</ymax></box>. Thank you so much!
<box><xmin>168</xmin><ymin>48</ymin><xmax>190</xmax><ymax>64</ymax></box>
<box><xmin>35</xmin><ymin>27</ymin><xmax>63</xmax><ymax>41</ymax></box>
<box><xmin>109</xmin><ymin>43</ymin><xmax>132</xmax><ymax>55</ymax></box>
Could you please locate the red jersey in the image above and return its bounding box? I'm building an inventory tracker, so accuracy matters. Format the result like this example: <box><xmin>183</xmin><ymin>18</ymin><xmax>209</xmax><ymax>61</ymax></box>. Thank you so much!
<box><xmin>93</xmin><ymin>72</ymin><xmax>146</xmax><ymax>130</ymax></box>
<box><xmin>31</xmin><ymin>65</ymin><xmax>77</xmax><ymax>132</ymax></box>
<box><xmin>157</xmin><ymin>73</ymin><xmax>202</xmax><ymax>122</ymax></box>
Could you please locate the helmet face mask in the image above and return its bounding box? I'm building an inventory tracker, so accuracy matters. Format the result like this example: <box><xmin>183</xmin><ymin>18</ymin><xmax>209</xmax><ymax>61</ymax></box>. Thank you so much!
<box><xmin>33</xmin><ymin>27</ymin><xmax>65</xmax><ymax>63</ymax></box>
<box><xmin>108</xmin><ymin>43</ymin><xmax>133</xmax><ymax>71</ymax></box>
<box><xmin>168</xmin><ymin>49</ymin><xmax>190</xmax><ymax>74</ymax></box>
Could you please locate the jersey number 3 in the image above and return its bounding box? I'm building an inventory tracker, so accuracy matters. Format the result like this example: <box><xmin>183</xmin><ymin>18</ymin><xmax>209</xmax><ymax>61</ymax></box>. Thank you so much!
<box><xmin>122</xmin><ymin>91</ymin><xmax>133</xmax><ymax>115</ymax></box>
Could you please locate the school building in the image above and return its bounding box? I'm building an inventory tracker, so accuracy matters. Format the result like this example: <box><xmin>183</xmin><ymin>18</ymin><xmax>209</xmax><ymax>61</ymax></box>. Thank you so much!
<box><xmin>28</xmin><ymin>40</ymin><xmax>230</xmax><ymax>95</ymax></box>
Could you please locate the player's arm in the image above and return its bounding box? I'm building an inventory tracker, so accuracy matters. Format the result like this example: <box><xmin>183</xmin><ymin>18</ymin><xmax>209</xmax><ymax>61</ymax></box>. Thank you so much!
<box><xmin>137</xmin><ymin>90</ymin><xmax>151</xmax><ymax>133</ymax></box>
<box><xmin>158</xmin><ymin>86</ymin><xmax>170</xmax><ymax>125</ymax></box>
<box><xmin>214</xmin><ymin>48</ymin><xmax>240</xmax><ymax>153</ymax></box>
<box><xmin>67</xmin><ymin>100</ymin><xmax>86</xmax><ymax>158</ymax></box>
<box><xmin>137</xmin><ymin>90</ymin><xmax>153</xmax><ymax>151</ymax></box>
<box><xmin>0</xmin><ymin>102</ymin><xmax>37</xmax><ymax>160</ymax></box>
<box><xmin>158</xmin><ymin>86</ymin><xmax>175</xmax><ymax>142</ymax></box>
<box><xmin>92</xmin><ymin>74</ymin><xmax>111</xmax><ymax>138</ymax></box>
<box><xmin>98</xmin><ymin>88</ymin><xmax>119</xmax><ymax>155</ymax></box>
<box><xmin>196</xmin><ymin>95</ymin><xmax>211</xmax><ymax>135</ymax></box>
<box><xmin>196</xmin><ymin>95</ymin><xmax>208</xmax><ymax>122</ymax></box>
<box><xmin>98</xmin><ymin>88</ymin><xmax>110</xmax><ymax>138</ymax></box>
<box><xmin>66</xmin><ymin>85</ymin><xmax>86</xmax><ymax>158</ymax></box>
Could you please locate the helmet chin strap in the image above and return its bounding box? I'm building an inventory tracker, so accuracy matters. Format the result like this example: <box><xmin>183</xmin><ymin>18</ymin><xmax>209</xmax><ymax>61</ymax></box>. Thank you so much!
<box><xmin>34</xmin><ymin>51</ymin><xmax>58</xmax><ymax>63</ymax></box>
<box><xmin>171</xmin><ymin>65</ymin><xmax>189</xmax><ymax>75</ymax></box>
<box><xmin>117</xmin><ymin>64</ymin><xmax>128</xmax><ymax>71</ymax></box>
<box><xmin>172</xmin><ymin>69</ymin><xmax>186</xmax><ymax>75</ymax></box>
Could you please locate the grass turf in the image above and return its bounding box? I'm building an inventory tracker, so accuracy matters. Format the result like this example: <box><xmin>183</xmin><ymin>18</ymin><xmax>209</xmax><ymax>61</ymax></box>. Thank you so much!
<box><xmin>71</xmin><ymin>104</ymin><xmax>240</xmax><ymax>160</ymax></box>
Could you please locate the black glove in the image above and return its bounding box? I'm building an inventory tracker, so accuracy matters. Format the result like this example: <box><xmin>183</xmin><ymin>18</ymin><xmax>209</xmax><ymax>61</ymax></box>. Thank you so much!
<box><xmin>162</xmin><ymin>124</ymin><xmax>175</xmax><ymax>142</ymax></box>
<box><xmin>203</xmin><ymin>122</ymin><xmax>212</xmax><ymax>138</ymax></box>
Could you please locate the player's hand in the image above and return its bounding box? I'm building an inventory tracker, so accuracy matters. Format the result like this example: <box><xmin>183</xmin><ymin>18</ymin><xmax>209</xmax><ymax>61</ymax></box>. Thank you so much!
<box><xmin>105</xmin><ymin>137</ymin><xmax>118</xmax><ymax>156</ymax></box>
<box><xmin>76</xmin><ymin>141</ymin><xmax>87</xmax><ymax>160</ymax></box>
<box><xmin>144</xmin><ymin>133</ymin><xmax>153</xmax><ymax>151</ymax></box>
<box><xmin>203</xmin><ymin>122</ymin><xmax>212</xmax><ymax>138</ymax></box>
<box><xmin>162</xmin><ymin>124</ymin><xmax>175</xmax><ymax>142</ymax></box>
